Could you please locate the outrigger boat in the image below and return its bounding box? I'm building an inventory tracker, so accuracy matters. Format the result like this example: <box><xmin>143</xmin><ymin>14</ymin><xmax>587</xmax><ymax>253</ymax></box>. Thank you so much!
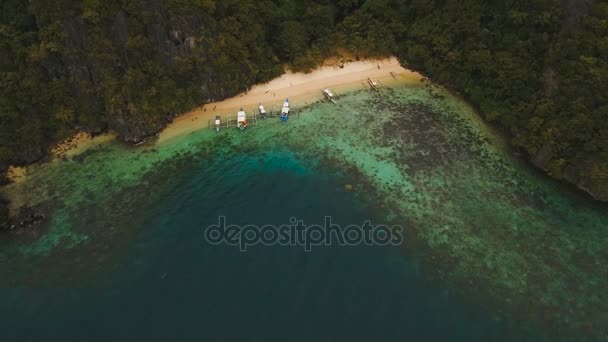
<box><xmin>237</xmin><ymin>108</ymin><xmax>248</xmax><ymax>131</ymax></box>
<box><xmin>322</xmin><ymin>89</ymin><xmax>336</xmax><ymax>103</ymax></box>
<box><xmin>280</xmin><ymin>98</ymin><xmax>290</xmax><ymax>123</ymax></box>
<box><xmin>214</xmin><ymin>115</ymin><xmax>221</xmax><ymax>132</ymax></box>
<box><xmin>258</xmin><ymin>103</ymin><xmax>267</xmax><ymax>119</ymax></box>
<box><xmin>367</xmin><ymin>77</ymin><xmax>380</xmax><ymax>91</ymax></box>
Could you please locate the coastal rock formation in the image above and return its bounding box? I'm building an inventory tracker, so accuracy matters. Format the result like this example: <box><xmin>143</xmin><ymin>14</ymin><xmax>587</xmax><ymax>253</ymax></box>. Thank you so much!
<box><xmin>0</xmin><ymin>203</ymin><xmax>49</xmax><ymax>233</ymax></box>
<box><xmin>0</xmin><ymin>1</ymin><xmax>285</xmax><ymax>174</ymax></box>
<box><xmin>564</xmin><ymin>159</ymin><xmax>608</xmax><ymax>201</ymax></box>
<box><xmin>1</xmin><ymin>0</ymin><xmax>606</xmax><ymax>204</ymax></box>
<box><xmin>532</xmin><ymin>145</ymin><xmax>608</xmax><ymax>201</ymax></box>
<box><xmin>107</xmin><ymin>112</ymin><xmax>169</xmax><ymax>144</ymax></box>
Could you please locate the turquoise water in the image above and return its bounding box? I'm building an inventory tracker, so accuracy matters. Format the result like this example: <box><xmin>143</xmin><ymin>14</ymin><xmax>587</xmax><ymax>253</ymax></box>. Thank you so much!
<box><xmin>1</xmin><ymin>84</ymin><xmax>607</xmax><ymax>340</ymax></box>
<box><xmin>1</xmin><ymin>149</ymin><xmax>535</xmax><ymax>341</ymax></box>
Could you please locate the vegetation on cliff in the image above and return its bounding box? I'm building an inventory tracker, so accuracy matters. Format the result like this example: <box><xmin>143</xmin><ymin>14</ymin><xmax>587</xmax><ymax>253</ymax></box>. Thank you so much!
<box><xmin>1</xmin><ymin>0</ymin><xmax>607</xmax><ymax>208</ymax></box>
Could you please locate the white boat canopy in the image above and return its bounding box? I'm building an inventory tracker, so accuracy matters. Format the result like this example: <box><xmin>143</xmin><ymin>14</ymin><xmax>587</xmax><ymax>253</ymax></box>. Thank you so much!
<box><xmin>237</xmin><ymin>110</ymin><xmax>246</xmax><ymax>123</ymax></box>
<box><xmin>281</xmin><ymin>98</ymin><xmax>290</xmax><ymax>115</ymax></box>
<box><xmin>323</xmin><ymin>89</ymin><xmax>334</xmax><ymax>97</ymax></box>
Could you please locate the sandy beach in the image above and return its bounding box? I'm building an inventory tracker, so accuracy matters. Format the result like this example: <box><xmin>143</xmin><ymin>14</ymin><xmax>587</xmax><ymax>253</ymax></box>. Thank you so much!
<box><xmin>4</xmin><ymin>57</ymin><xmax>421</xmax><ymax>181</ymax></box>
<box><xmin>157</xmin><ymin>57</ymin><xmax>421</xmax><ymax>143</ymax></box>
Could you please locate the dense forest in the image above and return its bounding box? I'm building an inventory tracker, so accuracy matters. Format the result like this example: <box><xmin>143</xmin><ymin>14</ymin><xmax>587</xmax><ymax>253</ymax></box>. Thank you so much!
<box><xmin>1</xmin><ymin>0</ymin><xmax>607</xmax><ymax>226</ymax></box>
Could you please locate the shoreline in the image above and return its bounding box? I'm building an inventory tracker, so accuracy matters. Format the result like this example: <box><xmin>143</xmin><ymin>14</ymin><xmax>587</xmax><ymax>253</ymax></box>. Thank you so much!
<box><xmin>4</xmin><ymin>132</ymin><xmax>117</xmax><ymax>185</ymax></box>
<box><xmin>50</xmin><ymin>132</ymin><xmax>117</xmax><ymax>161</ymax></box>
<box><xmin>4</xmin><ymin>57</ymin><xmax>421</xmax><ymax>178</ymax></box>
<box><xmin>2</xmin><ymin>56</ymin><xmax>605</xmax><ymax>205</ymax></box>
<box><xmin>156</xmin><ymin>57</ymin><xmax>421</xmax><ymax>143</ymax></box>
<box><xmin>0</xmin><ymin>57</ymin><xmax>420</xmax><ymax>216</ymax></box>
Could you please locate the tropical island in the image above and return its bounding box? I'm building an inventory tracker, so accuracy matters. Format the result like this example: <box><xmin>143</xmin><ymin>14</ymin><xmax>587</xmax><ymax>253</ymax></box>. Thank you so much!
<box><xmin>1</xmin><ymin>1</ymin><xmax>607</xmax><ymax>341</ymax></box>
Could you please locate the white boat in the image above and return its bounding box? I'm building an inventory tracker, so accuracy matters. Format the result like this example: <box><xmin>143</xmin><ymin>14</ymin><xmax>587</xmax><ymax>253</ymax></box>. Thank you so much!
<box><xmin>214</xmin><ymin>115</ymin><xmax>221</xmax><ymax>132</ymax></box>
<box><xmin>281</xmin><ymin>98</ymin><xmax>289</xmax><ymax>123</ymax></box>
<box><xmin>237</xmin><ymin>109</ymin><xmax>247</xmax><ymax>131</ymax></box>
<box><xmin>258</xmin><ymin>103</ymin><xmax>267</xmax><ymax>118</ymax></box>
<box><xmin>322</xmin><ymin>89</ymin><xmax>336</xmax><ymax>103</ymax></box>
<box><xmin>368</xmin><ymin>77</ymin><xmax>379</xmax><ymax>91</ymax></box>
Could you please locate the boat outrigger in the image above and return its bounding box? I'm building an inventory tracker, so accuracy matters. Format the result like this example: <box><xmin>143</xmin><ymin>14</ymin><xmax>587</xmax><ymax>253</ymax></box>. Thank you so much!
<box><xmin>237</xmin><ymin>108</ymin><xmax>248</xmax><ymax>131</ymax></box>
<box><xmin>367</xmin><ymin>77</ymin><xmax>380</xmax><ymax>91</ymax></box>
<box><xmin>214</xmin><ymin>115</ymin><xmax>221</xmax><ymax>132</ymax></box>
<box><xmin>322</xmin><ymin>89</ymin><xmax>336</xmax><ymax>103</ymax></box>
<box><xmin>258</xmin><ymin>103</ymin><xmax>267</xmax><ymax>119</ymax></box>
<box><xmin>280</xmin><ymin>98</ymin><xmax>290</xmax><ymax>123</ymax></box>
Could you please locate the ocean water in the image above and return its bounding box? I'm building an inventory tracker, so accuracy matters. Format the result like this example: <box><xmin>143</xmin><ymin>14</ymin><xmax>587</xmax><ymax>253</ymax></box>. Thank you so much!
<box><xmin>1</xmin><ymin>83</ymin><xmax>607</xmax><ymax>340</ymax></box>
<box><xmin>1</xmin><ymin>149</ymin><xmax>534</xmax><ymax>341</ymax></box>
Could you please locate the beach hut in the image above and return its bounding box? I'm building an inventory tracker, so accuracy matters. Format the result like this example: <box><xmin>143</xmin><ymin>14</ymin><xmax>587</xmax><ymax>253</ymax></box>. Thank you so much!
<box><xmin>322</xmin><ymin>89</ymin><xmax>336</xmax><ymax>103</ymax></box>
<box><xmin>258</xmin><ymin>103</ymin><xmax>267</xmax><ymax>119</ymax></box>
<box><xmin>281</xmin><ymin>98</ymin><xmax>290</xmax><ymax>123</ymax></box>
<box><xmin>237</xmin><ymin>108</ymin><xmax>247</xmax><ymax>131</ymax></box>
<box><xmin>214</xmin><ymin>115</ymin><xmax>221</xmax><ymax>132</ymax></box>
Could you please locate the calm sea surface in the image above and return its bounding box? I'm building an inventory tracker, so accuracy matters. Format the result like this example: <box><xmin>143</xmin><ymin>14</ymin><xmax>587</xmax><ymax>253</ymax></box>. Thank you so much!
<box><xmin>1</xmin><ymin>150</ymin><xmax>536</xmax><ymax>341</ymax></box>
<box><xmin>2</xmin><ymin>85</ymin><xmax>606</xmax><ymax>340</ymax></box>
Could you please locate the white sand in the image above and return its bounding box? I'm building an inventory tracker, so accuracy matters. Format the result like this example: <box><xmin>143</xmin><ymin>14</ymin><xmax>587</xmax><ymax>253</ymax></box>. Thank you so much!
<box><xmin>157</xmin><ymin>57</ymin><xmax>421</xmax><ymax>143</ymax></box>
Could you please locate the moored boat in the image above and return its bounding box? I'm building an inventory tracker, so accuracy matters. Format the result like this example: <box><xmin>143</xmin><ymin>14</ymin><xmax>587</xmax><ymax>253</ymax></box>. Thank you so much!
<box><xmin>367</xmin><ymin>77</ymin><xmax>380</xmax><ymax>91</ymax></box>
<box><xmin>322</xmin><ymin>89</ymin><xmax>336</xmax><ymax>103</ymax></box>
<box><xmin>281</xmin><ymin>98</ymin><xmax>289</xmax><ymax>123</ymax></box>
<box><xmin>258</xmin><ymin>103</ymin><xmax>267</xmax><ymax>119</ymax></box>
<box><xmin>214</xmin><ymin>115</ymin><xmax>221</xmax><ymax>132</ymax></box>
<box><xmin>237</xmin><ymin>108</ymin><xmax>248</xmax><ymax>131</ymax></box>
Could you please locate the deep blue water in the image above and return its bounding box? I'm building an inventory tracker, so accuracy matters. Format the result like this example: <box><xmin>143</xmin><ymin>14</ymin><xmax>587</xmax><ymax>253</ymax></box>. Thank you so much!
<box><xmin>1</xmin><ymin>150</ymin><xmax>537</xmax><ymax>341</ymax></box>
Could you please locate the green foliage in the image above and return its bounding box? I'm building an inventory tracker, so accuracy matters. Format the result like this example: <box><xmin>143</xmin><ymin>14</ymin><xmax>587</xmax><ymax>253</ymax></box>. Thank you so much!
<box><xmin>0</xmin><ymin>0</ymin><xmax>606</xmax><ymax>196</ymax></box>
<box><xmin>390</xmin><ymin>0</ymin><xmax>607</xmax><ymax>194</ymax></box>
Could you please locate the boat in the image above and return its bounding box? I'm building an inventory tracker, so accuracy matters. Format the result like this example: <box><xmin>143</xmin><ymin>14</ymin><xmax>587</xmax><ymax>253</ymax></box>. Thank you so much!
<box><xmin>214</xmin><ymin>115</ymin><xmax>221</xmax><ymax>132</ymax></box>
<box><xmin>368</xmin><ymin>77</ymin><xmax>380</xmax><ymax>91</ymax></box>
<box><xmin>280</xmin><ymin>98</ymin><xmax>289</xmax><ymax>123</ymax></box>
<box><xmin>258</xmin><ymin>103</ymin><xmax>267</xmax><ymax>119</ymax></box>
<box><xmin>237</xmin><ymin>108</ymin><xmax>247</xmax><ymax>131</ymax></box>
<box><xmin>322</xmin><ymin>89</ymin><xmax>336</xmax><ymax>103</ymax></box>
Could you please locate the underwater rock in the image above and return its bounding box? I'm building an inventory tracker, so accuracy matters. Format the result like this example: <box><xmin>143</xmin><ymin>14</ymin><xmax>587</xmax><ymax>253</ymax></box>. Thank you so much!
<box><xmin>4</xmin><ymin>203</ymin><xmax>50</xmax><ymax>232</ymax></box>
